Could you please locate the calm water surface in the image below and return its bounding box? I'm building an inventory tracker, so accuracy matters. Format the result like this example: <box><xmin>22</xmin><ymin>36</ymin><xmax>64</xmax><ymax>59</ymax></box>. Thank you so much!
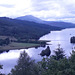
<box><xmin>0</xmin><ymin>28</ymin><xmax>75</xmax><ymax>74</ymax></box>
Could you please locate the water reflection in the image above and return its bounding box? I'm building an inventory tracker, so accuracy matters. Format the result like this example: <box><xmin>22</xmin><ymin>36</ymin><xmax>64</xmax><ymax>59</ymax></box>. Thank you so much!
<box><xmin>1</xmin><ymin>28</ymin><xmax>75</xmax><ymax>74</ymax></box>
<box><xmin>40</xmin><ymin>28</ymin><xmax>75</xmax><ymax>56</ymax></box>
<box><xmin>0</xmin><ymin>47</ymin><xmax>47</xmax><ymax>74</ymax></box>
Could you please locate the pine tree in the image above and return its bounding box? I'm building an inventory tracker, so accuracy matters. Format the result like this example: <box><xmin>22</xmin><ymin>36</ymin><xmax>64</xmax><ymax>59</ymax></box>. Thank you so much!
<box><xmin>52</xmin><ymin>44</ymin><xmax>65</xmax><ymax>60</ymax></box>
<box><xmin>9</xmin><ymin>51</ymin><xmax>40</xmax><ymax>75</ymax></box>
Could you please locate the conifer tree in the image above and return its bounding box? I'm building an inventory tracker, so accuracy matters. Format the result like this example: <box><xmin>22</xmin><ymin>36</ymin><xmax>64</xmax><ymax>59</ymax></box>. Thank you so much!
<box><xmin>9</xmin><ymin>51</ymin><xmax>40</xmax><ymax>75</ymax></box>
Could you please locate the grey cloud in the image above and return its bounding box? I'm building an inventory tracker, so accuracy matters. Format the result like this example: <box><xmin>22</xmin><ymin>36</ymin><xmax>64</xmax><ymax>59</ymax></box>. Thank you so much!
<box><xmin>31</xmin><ymin>0</ymin><xmax>53</xmax><ymax>11</ymax></box>
<box><xmin>0</xmin><ymin>0</ymin><xmax>75</xmax><ymax>23</ymax></box>
<box><xmin>0</xmin><ymin>4</ymin><xmax>14</xmax><ymax>8</ymax></box>
<box><xmin>67</xmin><ymin>6</ymin><xmax>75</xmax><ymax>14</ymax></box>
<box><xmin>32</xmin><ymin>4</ymin><xmax>49</xmax><ymax>11</ymax></box>
<box><xmin>46</xmin><ymin>15</ymin><xmax>75</xmax><ymax>20</ymax></box>
<box><xmin>56</xmin><ymin>0</ymin><xmax>75</xmax><ymax>17</ymax></box>
<box><xmin>32</xmin><ymin>0</ymin><xmax>75</xmax><ymax>22</ymax></box>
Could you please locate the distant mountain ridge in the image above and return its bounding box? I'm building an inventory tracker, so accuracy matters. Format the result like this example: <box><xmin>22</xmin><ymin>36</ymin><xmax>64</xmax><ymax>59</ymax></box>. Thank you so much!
<box><xmin>16</xmin><ymin>15</ymin><xmax>75</xmax><ymax>28</ymax></box>
<box><xmin>44</xmin><ymin>21</ymin><xmax>75</xmax><ymax>28</ymax></box>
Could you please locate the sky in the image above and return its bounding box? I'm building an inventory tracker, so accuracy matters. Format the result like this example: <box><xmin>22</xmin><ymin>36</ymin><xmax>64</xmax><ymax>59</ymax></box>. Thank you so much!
<box><xmin>0</xmin><ymin>0</ymin><xmax>75</xmax><ymax>23</ymax></box>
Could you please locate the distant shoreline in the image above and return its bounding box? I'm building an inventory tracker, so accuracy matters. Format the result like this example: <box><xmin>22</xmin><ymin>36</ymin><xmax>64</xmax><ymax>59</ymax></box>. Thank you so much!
<box><xmin>0</xmin><ymin>42</ymin><xmax>40</xmax><ymax>51</ymax></box>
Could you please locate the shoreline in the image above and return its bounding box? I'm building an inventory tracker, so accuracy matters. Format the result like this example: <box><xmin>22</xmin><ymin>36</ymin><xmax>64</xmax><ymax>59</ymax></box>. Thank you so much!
<box><xmin>0</xmin><ymin>43</ymin><xmax>41</xmax><ymax>50</ymax></box>
<box><xmin>0</xmin><ymin>41</ymin><xmax>47</xmax><ymax>53</ymax></box>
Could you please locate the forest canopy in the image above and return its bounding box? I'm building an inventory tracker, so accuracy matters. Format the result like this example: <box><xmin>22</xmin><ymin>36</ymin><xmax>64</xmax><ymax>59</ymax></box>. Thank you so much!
<box><xmin>0</xmin><ymin>17</ymin><xmax>61</xmax><ymax>40</ymax></box>
<box><xmin>9</xmin><ymin>46</ymin><xmax>75</xmax><ymax>75</ymax></box>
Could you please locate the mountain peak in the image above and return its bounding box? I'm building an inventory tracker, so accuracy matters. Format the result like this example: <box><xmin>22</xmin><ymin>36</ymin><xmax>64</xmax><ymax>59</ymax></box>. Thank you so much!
<box><xmin>15</xmin><ymin>15</ymin><xmax>44</xmax><ymax>23</ymax></box>
<box><xmin>24</xmin><ymin>15</ymin><xmax>35</xmax><ymax>17</ymax></box>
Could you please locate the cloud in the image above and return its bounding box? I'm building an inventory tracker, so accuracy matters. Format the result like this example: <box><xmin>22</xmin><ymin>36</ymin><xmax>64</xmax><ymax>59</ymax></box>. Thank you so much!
<box><xmin>32</xmin><ymin>0</ymin><xmax>75</xmax><ymax>23</ymax></box>
<box><xmin>0</xmin><ymin>4</ymin><xmax>14</xmax><ymax>8</ymax></box>
<box><xmin>0</xmin><ymin>0</ymin><xmax>75</xmax><ymax>23</ymax></box>
<box><xmin>0</xmin><ymin>0</ymin><xmax>33</xmax><ymax>18</ymax></box>
<box><xmin>31</xmin><ymin>1</ymin><xmax>63</xmax><ymax>17</ymax></box>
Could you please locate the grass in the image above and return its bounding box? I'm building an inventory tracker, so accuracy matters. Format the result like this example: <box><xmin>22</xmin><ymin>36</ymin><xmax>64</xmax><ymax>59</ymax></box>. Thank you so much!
<box><xmin>0</xmin><ymin>36</ymin><xmax>47</xmax><ymax>51</ymax></box>
<box><xmin>0</xmin><ymin>42</ymin><xmax>40</xmax><ymax>51</ymax></box>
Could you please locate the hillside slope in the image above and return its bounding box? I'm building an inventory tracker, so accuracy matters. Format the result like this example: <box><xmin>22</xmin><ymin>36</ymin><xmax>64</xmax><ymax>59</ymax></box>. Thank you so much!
<box><xmin>0</xmin><ymin>17</ymin><xmax>61</xmax><ymax>40</ymax></box>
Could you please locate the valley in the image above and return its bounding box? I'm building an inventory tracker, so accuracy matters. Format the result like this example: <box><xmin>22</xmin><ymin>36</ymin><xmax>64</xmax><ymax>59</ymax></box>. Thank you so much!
<box><xmin>0</xmin><ymin>17</ymin><xmax>61</xmax><ymax>51</ymax></box>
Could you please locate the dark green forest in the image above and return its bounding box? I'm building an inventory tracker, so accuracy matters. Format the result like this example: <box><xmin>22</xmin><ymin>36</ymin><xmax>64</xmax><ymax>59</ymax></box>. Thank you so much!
<box><xmin>6</xmin><ymin>46</ymin><xmax>75</xmax><ymax>75</ymax></box>
<box><xmin>0</xmin><ymin>17</ymin><xmax>61</xmax><ymax>40</ymax></box>
<box><xmin>0</xmin><ymin>38</ymin><xmax>10</xmax><ymax>46</ymax></box>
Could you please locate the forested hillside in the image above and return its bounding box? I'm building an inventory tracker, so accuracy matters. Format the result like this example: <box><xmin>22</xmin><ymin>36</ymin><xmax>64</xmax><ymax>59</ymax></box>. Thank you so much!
<box><xmin>0</xmin><ymin>17</ymin><xmax>61</xmax><ymax>40</ymax></box>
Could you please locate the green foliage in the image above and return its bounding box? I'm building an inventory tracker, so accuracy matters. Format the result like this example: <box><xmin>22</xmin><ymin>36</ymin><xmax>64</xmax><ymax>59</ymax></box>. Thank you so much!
<box><xmin>40</xmin><ymin>46</ymin><xmax>51</xmax><ymax>56</ymax></box>
<box><xmin>38</xmin><ymin>48</ymin><xmax>75</xmax><ymax>75</ymax></box>
<box><xmin>9</xmin><ymin>51</ymin><xmax>40</xmax><ymax>75</ymax></box>
<box><xmin>52</xmin><ymin>44</ymin><xmax>65</xmax><ymax>60</ymax></box>
<box><xmin>0</xmin><ymin>17</ymin><xmax>61</xmax><ymax>40</ymax></box>
<box><xmin>9</xmin><ymin>46</ymin><xmax>75</xmax><ymax>75</ymax></box>
<box><xmin>69</xmin><ymin>50</ymin><xmax>75</xmax><ymax>62</ymax></box>
<box><xmin>0</xmin><ymin>38</ymin><xmax>10</xmax><ymax>46</ymax></box>
<box><xmin>39</xmin><ymin>57</ymin><xmax>73</xmax><ymax>75</ymax></box>
<box><xmin>70</xmin><ymin>36</ymin><xmax>75</xmax><ymax>43</ymax></box>
<box><xmin>5</xmin><ymin>38</ymin><xmax>10</xmax><ymax>45</ymax></box>
<box><xmin>17</xmin><ymin>39</ymin><xmax>46</xmax><ymax>45</ymax></box>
